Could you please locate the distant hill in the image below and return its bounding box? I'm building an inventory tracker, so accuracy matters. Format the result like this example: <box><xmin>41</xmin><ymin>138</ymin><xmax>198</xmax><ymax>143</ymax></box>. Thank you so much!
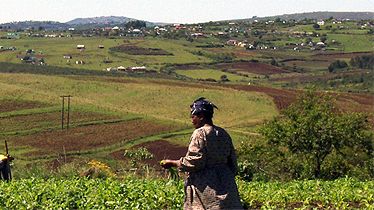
<box><xmin>0</xmin><ymin>21</ymin><xmax>69</xmax><ymax>30</ymax></box>
<box><xmin>238</xmin><ymin>12</ymin><xmax>374</xmax><ymax>22</ymax></box>
<box><xmin>0</xmin><ymin>16</ymin><xmax>161</xmax><ymax>30</ymax></box>
<box><xmin>67</xmin><ymin>16</ymin><xmax>135</xmax><ymax>25</ymax></box>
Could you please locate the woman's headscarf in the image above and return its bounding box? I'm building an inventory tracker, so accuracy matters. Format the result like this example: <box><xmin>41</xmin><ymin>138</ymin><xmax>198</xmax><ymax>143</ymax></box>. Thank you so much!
<box><xmin>190</xmin><ymin>97</ymin><xmax>218</xmax><ymax>118</ymax></box>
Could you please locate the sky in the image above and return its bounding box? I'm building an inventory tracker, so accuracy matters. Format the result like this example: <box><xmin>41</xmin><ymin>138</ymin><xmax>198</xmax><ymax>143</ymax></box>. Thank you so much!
<box><xmin>0</xmin><ymin>0</ymin><xmax>373</xmax><ymax>24</ymax></box>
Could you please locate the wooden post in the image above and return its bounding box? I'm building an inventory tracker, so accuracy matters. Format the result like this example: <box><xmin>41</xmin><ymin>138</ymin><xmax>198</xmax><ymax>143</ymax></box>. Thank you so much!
<box><xmin>61</xmin><ymin>96</ymin><xmax>65</xmax><ymax>129</ymax></box>
<box><xmin>60</xmin><ymin>95</ymin><xmax>72</xmax><ymax>130</ymax></box>
<box><xmin>67</xmin><ymin>96</ymin><xmax>71</xmax><ymax>129</ymax></box>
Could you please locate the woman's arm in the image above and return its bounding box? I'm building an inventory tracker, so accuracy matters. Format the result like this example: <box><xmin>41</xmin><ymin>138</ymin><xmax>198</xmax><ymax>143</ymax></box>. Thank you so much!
<box><xmin>161</xmin><ymin>129</ymin><xmax>206</xmax><ymax>172</ymax></box>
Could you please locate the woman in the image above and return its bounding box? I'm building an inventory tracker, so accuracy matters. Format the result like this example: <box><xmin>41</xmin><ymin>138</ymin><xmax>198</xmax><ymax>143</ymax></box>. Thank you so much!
<box><xmin>161</xmin><ymin>97</ymin><xmax>243</xmax><ymax>210</ymax></box>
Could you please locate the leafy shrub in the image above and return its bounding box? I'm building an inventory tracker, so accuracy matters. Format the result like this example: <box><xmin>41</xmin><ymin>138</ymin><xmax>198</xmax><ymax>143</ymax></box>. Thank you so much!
<box><xmin>350</xmin><ymin>54</ymin><xmax>374</xmax><ymax>70</ymax></box>
<box><xmin>328</xmin><ymin>60</ymin><xmax>348</xmax><ymax>72</ymax></box>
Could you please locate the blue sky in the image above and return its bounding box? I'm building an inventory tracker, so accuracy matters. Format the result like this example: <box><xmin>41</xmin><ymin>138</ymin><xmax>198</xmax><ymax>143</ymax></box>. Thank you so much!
<box><xmin>1</xmin><ymin>0</ymin><xmax>373</xmax><ymax>24</ymax></box>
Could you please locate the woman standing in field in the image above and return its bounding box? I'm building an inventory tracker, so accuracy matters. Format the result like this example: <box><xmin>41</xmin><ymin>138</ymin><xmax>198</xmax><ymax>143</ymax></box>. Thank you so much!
<box><xmin>161</xmin><ymin>97</ymin><xmax>243</xmax><ymax>210</ymax></box>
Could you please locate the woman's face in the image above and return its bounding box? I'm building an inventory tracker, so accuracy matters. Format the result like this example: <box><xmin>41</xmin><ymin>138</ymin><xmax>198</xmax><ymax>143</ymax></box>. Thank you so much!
<box><xmin>191</xmin><ymin>114</ymin><xmax>204</xmax><ymax>129</ymax></box>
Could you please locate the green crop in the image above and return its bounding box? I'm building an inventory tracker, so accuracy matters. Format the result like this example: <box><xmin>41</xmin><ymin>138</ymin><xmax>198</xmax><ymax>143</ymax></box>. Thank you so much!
<box><xmin>0</xmin><ymin>177</ymin><xmax>372</xmax><ymax>209</ymax></box>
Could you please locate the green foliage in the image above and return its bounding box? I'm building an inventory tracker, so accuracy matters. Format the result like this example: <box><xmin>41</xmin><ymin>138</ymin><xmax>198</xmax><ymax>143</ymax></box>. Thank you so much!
<box><xmin>350</xmin><ymin>54</ymin><xmax>374</xmax><ymax>70</ymax></box>
<box><xmin>258</xmin><ymin>91</ymin><xmax>373</xmax><ymax>179</ymax></box>
<box><xmin>124</xmin><ymin>20</ymin><xmax>146</xmax><ymax>29</ymax></box>
<box><xmin>0</xmin><ymin>177</ymin><xmax>372</xmax><ymax>209</ymax></box>
<box><xmin>328</xmin><ymin>60</ymin><xmax>348</xmax><ymax>72</ymax></box>
<box><xmin>123</xmin><ymin>147</ymin><xmax>154</xmax><ymax>160</ymax></box>
<box><xmin>0</xmin><ymin>177</ymin><xmax>184</xmax><ymax>209</ymax></box>
<box><xmin>124</xmin><ymin>147</ymin><xmax>154</xmax><ymax>168</ymax></box>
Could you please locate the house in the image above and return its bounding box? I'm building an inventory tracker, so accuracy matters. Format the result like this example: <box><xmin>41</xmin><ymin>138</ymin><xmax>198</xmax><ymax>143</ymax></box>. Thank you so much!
<box><xmin>237</xmin><ymin>42</ymin><xmax>247</xmax><ymax>48</ymax></box>
<box><xmin>98</xmin><ymin>45</ymin><xmax>104</xmax><ymax>49</ymax></box>
<box><xmin>105</xmin><ymin>67</ymin><xmax>117</xmax><ymax>71</ymax></box>
<box><xmin>75</xmin><ymin>60</ymin><xmax>85</xmax><ymax>64</ymax></box>
<box><xmin>76</xmin><ymin>45</ymin><xmax>85</xmax><ymax>49</ymax></box>
<box><xmin>117</xmin><ymin>66</ymin><xmax>126</xmax><ymax>71</ymax></box>
<box><xmin>126</xmin><ymin>66</ymin><xmax>147</xmax><ymax>72</ymax></box>
<box><xmin>317</xmin><ymin>20</ymin><xmax>325</xmax><ymax>26</ymax></box>
<box><xmin>191</xmin><ymin>33</ymin><xmax>204</xmax><ymax>38</ymax></box>
<box><xmin>63</xmin><ymin>55</ymin><xmax>72</xmax><ymax>59</ymax></box>
<box><xmin>112</xmin><ymin>26</ymin><xmax>120</xmax><ymax>30</ymax></box>
<box><xmin>226</xmin><ymin>39</ymin><xmax>238</xmax><ymax>46</ymax></box>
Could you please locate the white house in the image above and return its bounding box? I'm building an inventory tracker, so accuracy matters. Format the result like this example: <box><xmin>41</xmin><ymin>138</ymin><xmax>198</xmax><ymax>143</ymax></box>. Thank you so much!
<box><xmin>317</xmin><ymin>20</ymin><xmax>325</xmax><ymax>26</ymax></box>
<box><xmin>76</xmin><ymin>45</ymin><xmax>85</xmax><ymax>49</ymax></box>
<box><xmin>117</xmin><ymin>66</ymin><xmax>126</xmax><ymax>71</ymax></box>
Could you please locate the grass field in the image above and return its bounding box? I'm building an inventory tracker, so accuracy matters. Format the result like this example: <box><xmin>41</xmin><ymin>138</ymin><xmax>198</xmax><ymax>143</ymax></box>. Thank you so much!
<box><xmin>327</xmin><ymin>34</ymin><xmax>374</xmax><ymax>52</ymax></box>
<box><xmin>0</xmin><ymin>37</ymin><xmax>212</xmax><ymax>71</ymax></box>
<box><xmin>175</xmin><ymin>69</ymin><xmax>250</xmax><ymax>82</ymax></box>
<box><xmin>0</xmin><ymin>72</ymin><xmax>278</xmax><ymax>172</ymax></box>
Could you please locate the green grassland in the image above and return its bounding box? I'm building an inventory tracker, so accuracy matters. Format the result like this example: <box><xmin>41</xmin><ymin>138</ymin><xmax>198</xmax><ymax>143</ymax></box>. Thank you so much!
<box><xmin>175</xmin><ymin>69</ymin><xmax>250</xmax><ymax>82</ymax></box>
<box><xmin>0</xmin><ymin>73</ymin><xmax>276</xmax><ymax>127</ymax></box>
<box><xmin>0</xmin><ymin>37</ymin><xmax>212</xmax><ymax>71</ymax></box>
<box><xmin>0</xmin><ymin>20</ymin><xmax>373</xmax><ymax>209</ymax></box>
<box><xmin>0</xmin><ymin>72</ymin><xmax>277</xmax><ymax>173</ymax></box>
<box><xmin>327</xmin><ymin>34</ymin><xmax>374</xmax><ymax>52</ymax></box>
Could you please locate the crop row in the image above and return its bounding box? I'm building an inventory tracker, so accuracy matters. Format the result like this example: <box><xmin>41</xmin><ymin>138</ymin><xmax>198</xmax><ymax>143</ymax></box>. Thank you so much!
<box><xmin>0</xmin><ymin>177</ymin><xmax>372</xmax><ymax>209</ymax></box>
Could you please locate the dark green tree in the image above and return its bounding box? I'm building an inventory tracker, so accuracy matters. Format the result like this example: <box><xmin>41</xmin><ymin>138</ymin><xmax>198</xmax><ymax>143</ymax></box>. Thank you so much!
<box><xmin>259</xmin><ymin>91</ymin><xmax>373</xmax><ymax>178</ymax></box>
<box><xmin>312</xmin><ymin>23</ymin><xmax>320</xmax><ymax>30</ymax></box>
<box><xmin>328</xmin><ymin>60</ymin><xmax>348</xmax><ymax>73</ymax></box>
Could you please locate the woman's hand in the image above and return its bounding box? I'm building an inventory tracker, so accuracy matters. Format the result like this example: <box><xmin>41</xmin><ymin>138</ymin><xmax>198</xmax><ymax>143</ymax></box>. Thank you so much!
<box><xmin>160</xmin><ymin>159</ymin><xmax>180</xmax><ymax>169</ymax></box>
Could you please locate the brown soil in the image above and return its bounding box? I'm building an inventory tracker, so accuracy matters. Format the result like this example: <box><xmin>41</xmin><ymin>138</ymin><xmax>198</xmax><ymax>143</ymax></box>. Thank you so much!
<box><xmin>110</xmin><ymin>45</ymin><xmax>173</xmax><ymax>55</ymax></box>
<box><xmin>216</xmin><ymin>61</ymin><xmax>289</xmax><ymax>75</ymax></box>
<box><xmin>0</xmin><ymin>100</ymin><xmax>49</xmax><ymax>112</ymax></box>
<box><xmin>223</xmin><ymin>84</ymin><xmax>299</xmax><ymax>110</ymax></box>
<box><xmin>110</xmin><ymin>140</ymin><xmax>187</xmax><ymax>168</ymax></box>
<box><xmin>10</xmin><ymin>119</ymin><xmax>180</xmax><ymax>155</ymax></box>
<box><xmin>207</xmin><ymin>48</ymin><xmax>258</xmax><ymax>59</ymax></box>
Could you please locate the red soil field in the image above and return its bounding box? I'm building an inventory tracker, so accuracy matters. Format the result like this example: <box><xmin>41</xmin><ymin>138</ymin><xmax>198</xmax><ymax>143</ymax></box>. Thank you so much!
<box><xmin>111</xmin><ymin>140</ymin><xmax>187</xmax><ymax>168</ymax></box>
<box><xmin>10</xmin><ymin>119</ymin><xmax>180</xmax><ymax>155</ymax></box>
<box><xmin>0</xmin><ymin>100</ymin><xmax>50</xmax><ymax>112</ymax></box>
<box><xmin>216</xmin><ymin>61</ymin><xmax>290</xmax><ymax>75</ymax></box>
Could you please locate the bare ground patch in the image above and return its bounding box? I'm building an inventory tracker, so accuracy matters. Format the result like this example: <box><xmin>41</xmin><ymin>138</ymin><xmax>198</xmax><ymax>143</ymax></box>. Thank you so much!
<box><xmin>0</xmin><ymin>100</ymin><xmax>50</xmax><ymax>112</ymax></box>
<box><xmin>110</xmin><ymin>140</ymin><xmax>187</xmax><ymax>169</ymax></box>
<box><xmin>215</xmin><ymin>61</ymin><xmax>290</xmax><ymax>75</ymax></box>
<box><xmin>10</xmin><ymin>119</ymin><xmax>180</xmax><ymax>155</ymax></box>
<box><xmin>110</xmin><ymin>45</ymin><xmax>173</xmax><ymax>55</ymax></box>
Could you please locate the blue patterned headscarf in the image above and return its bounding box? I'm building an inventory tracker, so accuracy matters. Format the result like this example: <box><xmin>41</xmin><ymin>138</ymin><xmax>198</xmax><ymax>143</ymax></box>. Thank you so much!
<box><xmin>190</xmin><ymin>97</ymin><xmax>218</xmax><ymax>118</ymax></box>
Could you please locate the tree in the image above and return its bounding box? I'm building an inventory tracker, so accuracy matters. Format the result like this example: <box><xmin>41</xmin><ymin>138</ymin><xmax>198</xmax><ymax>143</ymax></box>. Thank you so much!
<box><xmin>328</xmin><ymin>60</ymin><xmax>348</xmax><ymax>73</ymax></box>
<box><xmin>125</xmin><ymin>20</ymin><xmax>146</xmax><ymax>29</ymax></box>
<box><xmin>312</xmin><ymin>23</ymin><xmax>320</xmax><ymax>30</ymax></box>
<box><xmin>259</xmin><ymin>91</ymin><xmax>373</xmax><ymax>179</ymax></box>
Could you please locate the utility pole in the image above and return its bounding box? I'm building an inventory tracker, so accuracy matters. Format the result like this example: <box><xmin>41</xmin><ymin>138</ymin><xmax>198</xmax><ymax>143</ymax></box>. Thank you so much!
<box><xmin>60</xmin><ymin>95</ymin><xmax>72</xmax><ymax>130</ymax></box>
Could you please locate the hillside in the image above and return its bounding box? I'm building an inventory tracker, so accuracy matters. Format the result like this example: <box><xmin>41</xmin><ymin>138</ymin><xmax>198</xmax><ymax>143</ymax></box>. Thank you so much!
<box><xmin>237</xmin><ymin>11</ymin><xmax>374</xmax><ymax>22</ymax></box>
<box><xmin>66</xmin><ymin>16</ymin><xmax>158</xmax><ymax>27</ymax></box>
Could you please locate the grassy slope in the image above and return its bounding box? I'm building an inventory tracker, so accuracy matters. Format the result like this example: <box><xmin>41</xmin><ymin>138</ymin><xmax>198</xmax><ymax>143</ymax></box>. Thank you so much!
<box><xmin>175</xmin><ymin>69</ymin><xmax>250</xmax><ymax>82</ymax></box>
<box><xmin>0</xmin><ymin>73</ymin><xmax>277</xmax><ymax>128</ymax></box>
<box><xmin>0</xmin><ymin>37</ymin><xmax>212</xmax><ymax>71</ymax></box>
